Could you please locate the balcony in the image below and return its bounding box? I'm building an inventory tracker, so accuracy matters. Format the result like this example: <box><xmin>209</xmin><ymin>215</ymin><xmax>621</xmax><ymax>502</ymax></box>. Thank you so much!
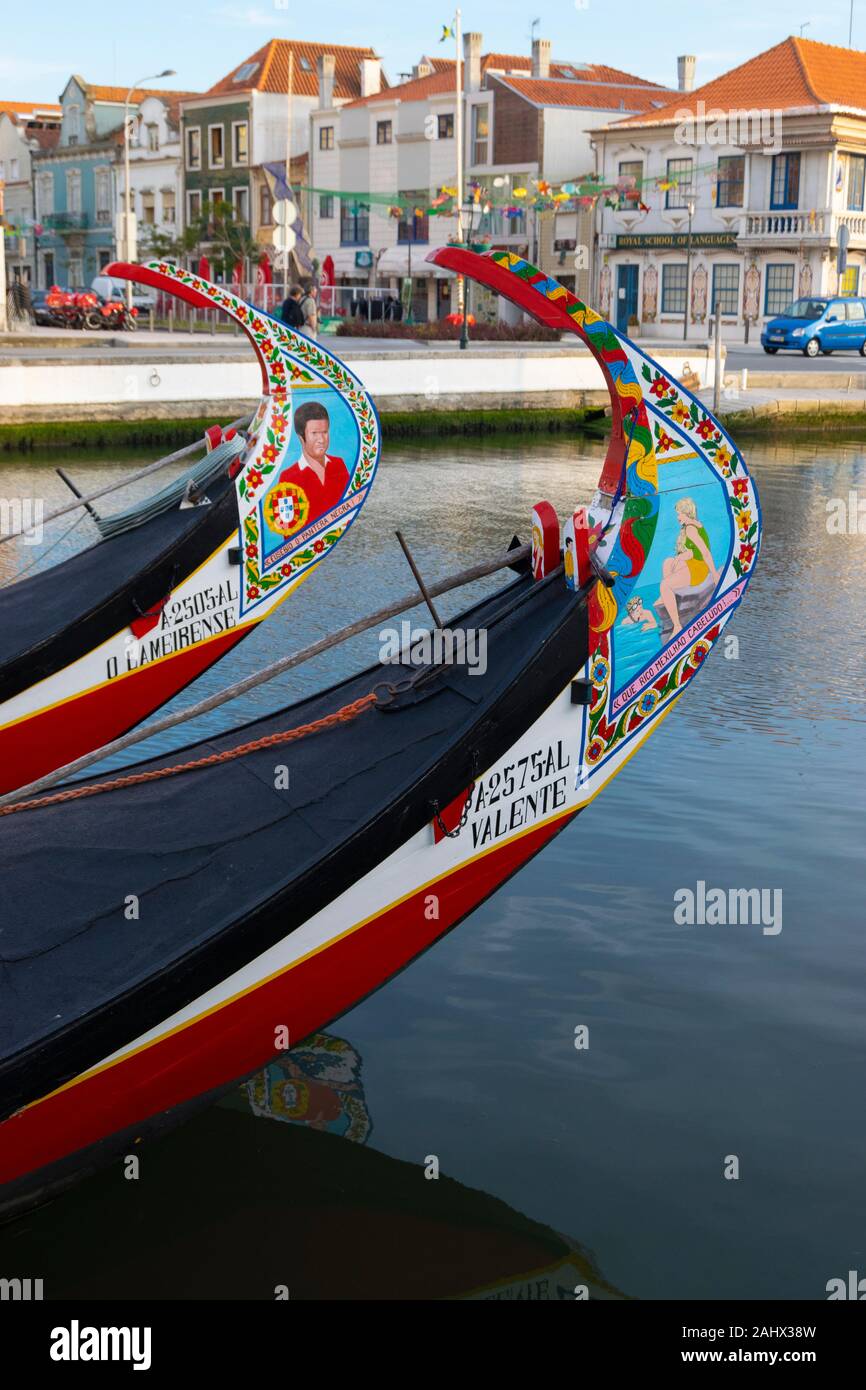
<box><xmin>43</xmin><ymin>211</ymin><xmax>89</xmax><ymax>233</ymax></box>
<box><xmin>739</xmin><ymin>209</ymin><xmax>866</xmax><ymax>246</ymax></box>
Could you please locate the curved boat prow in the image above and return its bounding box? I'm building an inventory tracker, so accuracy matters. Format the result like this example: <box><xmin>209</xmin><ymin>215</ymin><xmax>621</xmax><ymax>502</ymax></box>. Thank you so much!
<box><xmin>428</xmin><ymin>246</ymin><xmax>761</xmax><ymax>796</ymax></box>
<box><xmin>108</xmin><ymin>261</ymin><xmax>380</xmax><ymax>619</ymax></box>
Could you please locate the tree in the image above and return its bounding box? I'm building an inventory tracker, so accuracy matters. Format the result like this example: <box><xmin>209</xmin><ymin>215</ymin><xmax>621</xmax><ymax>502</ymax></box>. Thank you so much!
<box><xmin>143</xmin><ymin>198</ymin><xmax>262</xmax><ymax>279</ymax></box>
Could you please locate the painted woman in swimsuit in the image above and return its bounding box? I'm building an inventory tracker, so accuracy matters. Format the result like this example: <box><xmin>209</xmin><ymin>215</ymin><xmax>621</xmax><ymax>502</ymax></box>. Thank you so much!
<box><xmin>659</xmin><ymin>497</ymin><xmax>717</xmax><ymax>636</ymax></box>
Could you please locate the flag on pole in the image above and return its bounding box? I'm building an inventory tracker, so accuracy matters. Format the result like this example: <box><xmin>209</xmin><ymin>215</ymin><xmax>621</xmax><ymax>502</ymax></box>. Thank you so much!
<box><xmin>439</xmin><ymin>22</ymin><xmax>455</xmax><ymax>41</ymax></box>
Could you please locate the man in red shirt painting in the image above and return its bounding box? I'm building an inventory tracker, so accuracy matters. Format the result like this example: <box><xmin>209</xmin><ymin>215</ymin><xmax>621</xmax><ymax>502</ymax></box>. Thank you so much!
<box><xmin>267</xmin><ymin>401</ymin><xmax>350</xmax><ymax>539</ymax></box>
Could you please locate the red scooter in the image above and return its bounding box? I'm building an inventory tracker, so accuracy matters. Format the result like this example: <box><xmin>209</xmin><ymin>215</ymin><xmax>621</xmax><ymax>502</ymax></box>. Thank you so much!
<box><xmin>84</xmin><ymin>296</ymin><xmax>138</xmax><ymax>331</ymax></box>
<box><xmin>45</xmin><ymin>285</ymin><xmax>90</xmax><ymax>330</ymax></box>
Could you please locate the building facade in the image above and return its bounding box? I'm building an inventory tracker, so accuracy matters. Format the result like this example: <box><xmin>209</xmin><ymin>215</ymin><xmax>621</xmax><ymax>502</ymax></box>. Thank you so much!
<box><xmin>31</xmin><ymin>77</ymin><xmax>193</xmax><ymax>289</ymax></box>
<box><xmin>180</xmin><ymin>38</ymin><xmax>386</xmax><ymax>277</ymax></box>
<box><xmin>309</xmin><ymin>35</ymin><xmax>674</xmax><ymax>320</ymax></box>
<box><xmin>0</xmin><ymin>101</ymin><xmax>60</xmax><ymax>284</ymax></box>
<box><xmin>594</xmin><ymin>37</ymin><xmax>866</xmax><ymax>339</ymax></box>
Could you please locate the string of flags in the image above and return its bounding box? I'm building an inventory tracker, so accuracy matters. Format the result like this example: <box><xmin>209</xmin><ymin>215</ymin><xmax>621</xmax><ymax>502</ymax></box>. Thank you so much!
<box><xmin>296</xmin><ymin>156</ymin><xmax>823</xmax><ymax>222</ymax></box>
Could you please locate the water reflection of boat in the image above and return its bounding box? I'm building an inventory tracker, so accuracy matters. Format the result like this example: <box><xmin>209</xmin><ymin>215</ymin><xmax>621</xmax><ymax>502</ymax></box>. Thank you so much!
<box><xmin>0</xmin><ymin>1037</ymin><xmax>626</xmax><ymax>1301</ymax></box>
<box><xmin>0</xmin><ymin>250</ymin><xmax>760</xmax><ymax>1218</ymax></box>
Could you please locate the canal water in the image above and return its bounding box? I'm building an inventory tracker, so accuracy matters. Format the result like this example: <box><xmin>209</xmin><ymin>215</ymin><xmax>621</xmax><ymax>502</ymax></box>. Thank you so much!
<box><xmin>0</xmin><ymin>433</ymin><xmax>864</xmax><ymax>1300</ymax></box>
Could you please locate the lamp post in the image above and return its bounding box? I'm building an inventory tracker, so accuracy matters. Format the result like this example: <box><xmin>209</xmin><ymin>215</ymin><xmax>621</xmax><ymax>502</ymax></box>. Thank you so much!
<box><xmin>683</xmin><ymin>195</ymin><xmax>695</xmax><ymax>342</ymax></box>
<box><xmin>123</xmin><ymin>68</ymin><xmax>175</xmax><ymax>309</ymax></box>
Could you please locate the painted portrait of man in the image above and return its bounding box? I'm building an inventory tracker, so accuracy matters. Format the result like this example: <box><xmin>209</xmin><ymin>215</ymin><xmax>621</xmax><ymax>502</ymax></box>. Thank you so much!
<box><xmin>267</xmin><ymin>401</ymin><xmax>350</xmax><ymax>539</ymax></box>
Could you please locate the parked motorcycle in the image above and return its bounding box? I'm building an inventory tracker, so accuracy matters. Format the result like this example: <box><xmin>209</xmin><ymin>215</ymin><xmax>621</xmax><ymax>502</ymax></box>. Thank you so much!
<box><xmin>44</xmin><ymin>285</ymin><xmax>90</xmax><ymax>330</ymax></box>
<box><xmin>84</xmin><ymin>297</ymin><xmax>139</xmax><ymax>331</ymax></box>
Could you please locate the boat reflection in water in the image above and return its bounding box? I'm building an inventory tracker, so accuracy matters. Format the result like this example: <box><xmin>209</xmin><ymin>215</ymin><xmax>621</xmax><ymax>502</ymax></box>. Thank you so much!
<box><xmin>0</xmin><ymin>1034</ymin><xmax>627</xmax><ymax>1302</ymax></box>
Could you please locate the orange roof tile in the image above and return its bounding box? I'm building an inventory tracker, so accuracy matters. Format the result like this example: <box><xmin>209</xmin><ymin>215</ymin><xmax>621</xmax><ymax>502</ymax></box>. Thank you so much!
<box><xmin>345</xmin><ymin>68</ymin><xmax>456</xmax><ymax>107</ymax></box>
<box><xmin>207</xmin><ymin>38</ymin><xmax>386</xmax><ymax>100</ymax></box>
<box><xmin>0</xmin><ymin>99</ymin><xmax>61</xmax><ymax>119</ymax></box>
<box><xmin>497</xmin><ymin>73</ymin><xmax>675</xmax><ymax>112</ymax></box>
<box><xmin>345</xmin><ymin>54</ymin><xmax>672</xmax><ymax>110</ymax></box>
<box><xmin>83</xmin><ymin>83</ymin><xmax>198</xmax><ymax>105</ymax></box>
<box><xmin>608</xmin><ymin>35</ymin><xmax>866</xmax><ymax>130</ymax></box>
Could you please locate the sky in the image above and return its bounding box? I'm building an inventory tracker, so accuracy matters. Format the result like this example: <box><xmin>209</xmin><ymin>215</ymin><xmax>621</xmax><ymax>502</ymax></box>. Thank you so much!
<box><xmin>2</xmin><ymin>0</ymin><xmax>862</xmax><ymax>102</ymax></box>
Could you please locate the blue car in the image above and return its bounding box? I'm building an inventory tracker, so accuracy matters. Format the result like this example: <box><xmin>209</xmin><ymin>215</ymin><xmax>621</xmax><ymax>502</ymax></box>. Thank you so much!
<box><xmin>762</xmin><ymin>296</ymin><xmax>866</xmax><ymax>356</ymax></box>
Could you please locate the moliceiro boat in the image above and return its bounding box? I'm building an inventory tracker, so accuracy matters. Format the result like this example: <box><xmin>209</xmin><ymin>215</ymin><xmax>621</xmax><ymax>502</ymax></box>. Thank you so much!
<box><xmin>0</xmin><ymin>261</ymin><xmax>380</xmax><ymax>795</ymax></box>
<box><xmin>0</xmin><ymin>250</ymin><xmax>761</xmax><ymax>1216</ymax></box>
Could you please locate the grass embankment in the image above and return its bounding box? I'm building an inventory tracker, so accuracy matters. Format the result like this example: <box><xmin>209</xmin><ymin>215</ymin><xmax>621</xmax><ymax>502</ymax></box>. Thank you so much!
<box><xmin>0</xmin><ymin>406</ymin><xmax>607</xmax><ymax>452</ymax></box>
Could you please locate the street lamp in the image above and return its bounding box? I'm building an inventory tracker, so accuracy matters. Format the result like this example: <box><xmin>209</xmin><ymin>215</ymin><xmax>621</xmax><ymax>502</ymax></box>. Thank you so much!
<box><xmin>683</xmin><ymin>195</ymin><xmax>695</xmax><ymax>342</ymax></box>
<box><xmin>123</xmin><ymin>68</ymin><xmax>176</xmax><ymax>308</ymax></box>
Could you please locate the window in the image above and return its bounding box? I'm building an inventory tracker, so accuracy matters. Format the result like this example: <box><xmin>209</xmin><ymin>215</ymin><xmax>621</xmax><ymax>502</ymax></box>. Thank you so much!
<box><xmin>260</xmin><ymin>183</ymin><xmax>273</xmax><ymax>226</ymax></box>
<box><xmin>340</xmin><ymin>199</ymin><xmax>369</xmax><ymax>245</ymax></box>
<box><xmin>841</xmin><ymin>266</ymin><xmax>860</xmax><ymax>297</ymax></box>
<box><xmin>209</xmin><ymin>188</ymin><xmax>225</xmax><ymax>214</ymax></box>
<box><xmin>764</xmin><ymin>263</ymin><xmax>795</xmax><ymax>315</ymax></box>
<box><xmin>847</xmin><ymin>294</ymin><xmax>865</xmax><ymax>315</ymax></box>
<box><xmin>0</xmin><ymin>160</ymin><xmax>4</xmax><ymax>180</ymax></box>
<box><xmin>208</xmin><ymin>124</ymin><xmax>225</xmax><ymax>168</ymax></box>
<box><xmin>66</xmin><ymin>168</ymin><xmax>81</xmax><ymax>213</ymax></box>
<box><xmin>711</xmin><ymin>263</ymin><xmax>740</xmax><ymax>315</ymax></box>
<box><xmin>376</xmin><ymin>120</ymin><xmax>392</xmax><ymax>145</ymax></box>
<box><xmin>661</xmin><ymin>262</ymin><xmax>688</xmax><ymax>314</ymax></box>
<box><xmin>665</xmin><ymin>157</ymin><xmax>693</xmax><ymax>209</ymax></box>
<box><xmin>618</xmin><ymin>159</ymin><xmax>643</xmax><ymax>208</ymax></box>
<box><xmin>146</xmin><ymin>123</ymin><xmax>159</xmax><ymax>152</ymax></box>
<box><xmin>770</xmin><ymin>153</ymin><xmax>800</xmax><ymax>209</ymax></box>
<box><xmin>98</xmin><ymin>249</ymin><xmax>112</xmax><ymax>270</ymax></box>
<box><xmin>68</xmin><ymin>255</ymin><xmax>83</xmax><ymax>285</ymax></box>
<box><xmin>66</xmin><ymin>103</ymin><xmax>80</xmax><ymax>145</ymax></box>
<box><xmin>299</xmin><ymin>56</ymin><xmax>311</xmax><ymax>72</ymax></box>
<box><xmin>9</xmin><ymin>157</ymin><xmax>19</xmax><ymax>180</ymax></box>
<box><xmin>95</xmin><ymin>168</ymin><xmax>111</xmax><ymax>224</ymax></box>
<box><xmin>186</xmin><ymin>127</ymin><xmax>201</xmax><ymax>170</ymax></box>
<box><xmin>848</xmin><ymin>155</ymin><xmax>866</xmax><ymax>211</ymax></box>
<box><xmin>716</xmin><ymin>155</ymin><xmax>744</xmax><ymax>208</ymax></box>
<box><xmin>232</xmin><ymin>61</ymin><xmax>258</xmax><ymax>84</ymax></box>
<box><xmin>36</xmin><ymin>171</ymin><xmax>53</xmax><ymax>217</ymax></box>
<box><xmin>186</xmin><ymin>189</ymin><xmax>202</xmax><ymax>223</ymax></box>
<box><xmin>437</xmin><ymin>112</ymin><xmax>454</xmax><ymax>139</ymax></box>
<box><xmin>232</xmin><ymin>121</ymin><xmax>249</xmax><ymax>165</ymax></box>
<box><xmin>398</xmin><ymin>193</ymin><xmax>428</xmax><ymax>244</ymax></box>
<box><xmin>232</xmin><ymin>185</ymin><xmax>250</xmax><ymax>222</ymax></box>
<box><xmin>162</xmin><ymin>189</ymin><xmax>176</xmax><ymax>224</ymax></box>
<box><xmin>472</xmin><ymin>104</ymin><xmax>489</xmax><ymax>165</ymax></box>
<box><xmin>319</xmin><ymin>194</ymin><xmax>334</xmax><ymax>218</ymax></box>
<box><xmin>141</xmin><ymin>191</ymin><xmax>155</xmax><ymax>225</ymax></box>
<box><xmin>319</xmin><ymin>125</ymin><xmax>334</xmax><ymax>150</ymax></box>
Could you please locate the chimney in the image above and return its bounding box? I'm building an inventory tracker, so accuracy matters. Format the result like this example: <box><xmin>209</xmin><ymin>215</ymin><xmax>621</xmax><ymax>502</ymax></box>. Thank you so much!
<box><xmin>532</xmin><ymin>38</ymin><xmax>551</xmax><ymax>79</ymax></box>
<box><xmin>317</xmin><ymin>54</ymin><xmax>335</xmax><ymax>109</ymax></box>
<box><xmin>464</xmin><ymin>31</ymin><xmax>482</xmax><ymax>92</ymax></box>
<box><xmin>677</xmin><ymin>55</ymin><xmax>696</xmax><ymax>92</ymax></box>
<box><xmin>414</xmin><ymin>60</ymin><xmax>434</xmax><ymax>79</ymax></box>
<box><xmin>359</xmin><ymin>57</ymin><xmax>381</xmax><ymax>98</ymax></box>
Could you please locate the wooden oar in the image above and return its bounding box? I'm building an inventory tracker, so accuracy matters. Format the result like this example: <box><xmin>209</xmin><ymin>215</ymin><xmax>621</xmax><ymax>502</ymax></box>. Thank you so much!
<box><xmin>0</xmin><ymin>412</ymin><xmax>253</xmax><ymax>546</ymax></box>
<box><xmin>0</xmin><ymin>542</ymin><xmax>533</xmax><ymax>809</ymax></box>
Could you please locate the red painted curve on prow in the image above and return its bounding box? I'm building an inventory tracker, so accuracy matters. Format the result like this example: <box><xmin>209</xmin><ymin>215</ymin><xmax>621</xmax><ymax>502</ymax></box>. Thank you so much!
<box><xmin>427</xmin><ymin>246</ymin><xmax>629</xmax><ymax>493</ymax></box>
<box><xmin>106</xmin><ymin>262</ymin><xmax>269</xmax><ymax>393</ymax></box>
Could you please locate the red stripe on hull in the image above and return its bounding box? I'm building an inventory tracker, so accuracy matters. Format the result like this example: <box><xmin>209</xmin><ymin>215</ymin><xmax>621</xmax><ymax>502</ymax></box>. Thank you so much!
<box><xmin>0</xmin><ymin>809</ymin><xmax>576</xmax><ymax>1188</ymax></box>
<box><xmin>0</xmin><ymin>627</ymin><xmax>247</xmax><ymax>795</ymax></box>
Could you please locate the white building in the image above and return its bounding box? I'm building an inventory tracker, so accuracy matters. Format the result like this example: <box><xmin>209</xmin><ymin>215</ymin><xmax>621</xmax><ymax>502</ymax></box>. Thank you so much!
<box><xmin>309</xmin><ymin>36</ymin><xmax>674</xmax><ymax>320</ymax></box>
<box><xmin>0</xmin><ymin>101</ymin><xmax>61</xmax><ymax>284</ymax></box>
<box><xmin>594</xmin><ymin>36</ymin><xmax>866</xmax><ymax>339</ymax></box>
<box><xmin>121</xmin><ymin>93</ymin><xmax>192</xmax><ymax>258</ymax></box>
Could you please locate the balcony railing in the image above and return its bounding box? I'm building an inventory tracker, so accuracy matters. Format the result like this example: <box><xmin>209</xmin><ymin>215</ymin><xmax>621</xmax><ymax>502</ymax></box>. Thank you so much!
<box><xmin>740</xmin><ymin>209</ymin><xmax>866</xmax><ymax>244</ymax></box>
<box><xmin>43</xmin><ymin>211</ymin><xmax>89</xmax><ymax>231</ymax></box>
<box><xmin>741</xmin><ymin>210</ymin><xmax>827</xmax><ymax>238</ymax></box>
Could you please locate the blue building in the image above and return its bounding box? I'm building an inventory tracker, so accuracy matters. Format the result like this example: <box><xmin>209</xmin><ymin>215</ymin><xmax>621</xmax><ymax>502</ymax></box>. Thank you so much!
<box><xmin>30</xmin><ymin>77</ymin><xmax>130</xmax><ymax>288</ymax></box>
